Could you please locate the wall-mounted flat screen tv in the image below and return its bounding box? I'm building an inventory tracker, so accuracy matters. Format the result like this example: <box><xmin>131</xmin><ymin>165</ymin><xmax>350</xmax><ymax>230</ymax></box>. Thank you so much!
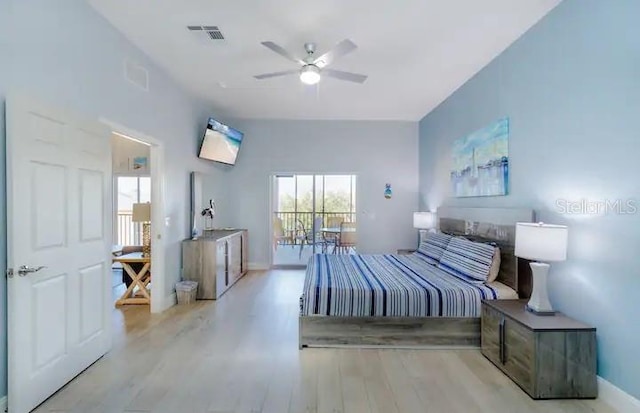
<box><xmin>198</xmin><ymin>118</ymin><xmax>244</xmax><ymax>165</ymax></box>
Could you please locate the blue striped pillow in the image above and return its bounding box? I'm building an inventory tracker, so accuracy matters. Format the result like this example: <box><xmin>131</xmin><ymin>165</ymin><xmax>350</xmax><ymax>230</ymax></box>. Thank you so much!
<box><xmin>437</xmin><ymin>237</ymin><xmax>496</xmax><ymax>283</ymax></box>
<box><xmin>415</xmin><ymin>233</ymin><xmax>452</xmax><ymax>265</ymax></box>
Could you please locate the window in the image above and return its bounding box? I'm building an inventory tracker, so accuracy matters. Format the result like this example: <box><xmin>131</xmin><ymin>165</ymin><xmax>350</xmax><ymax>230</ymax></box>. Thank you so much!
<box><xmin>115</xmin><ymin>176</ymin><xmax>151</xmax><ymax>245</ymax></box>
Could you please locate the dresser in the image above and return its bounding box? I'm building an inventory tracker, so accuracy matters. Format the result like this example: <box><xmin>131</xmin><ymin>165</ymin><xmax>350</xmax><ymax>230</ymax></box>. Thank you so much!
<box><xmin>181</xmin><ymin>229</ymin><xmax>248</xmax><ymax>299</ymax></box>
<box><xmin>481</xmin><ymin>299</ymin><xmax>597</xmax><ymax>399</ymax></box>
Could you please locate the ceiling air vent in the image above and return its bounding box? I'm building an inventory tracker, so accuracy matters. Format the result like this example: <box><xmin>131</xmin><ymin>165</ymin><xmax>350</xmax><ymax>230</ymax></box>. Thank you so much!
<box><xmin>188</xmin><ymin>25</ymin><xmax>225</xmax><ymax>41</ymax></box>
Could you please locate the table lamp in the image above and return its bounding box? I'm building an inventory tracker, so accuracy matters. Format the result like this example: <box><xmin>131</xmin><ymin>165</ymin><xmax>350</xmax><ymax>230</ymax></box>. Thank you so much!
<box><xmin>413</xmin><ymin>211</ymin><xmax>436</xmax><ymax>244</ymax></box>
<box><xmin>515</xmin><ymin>222</ymin><xmax>568</xmax><ymax>315</ymax></box>
<box><xmin>132</xmin><ymin>203</ymin><xmax>151</xmax><ymax>257</ymax></box>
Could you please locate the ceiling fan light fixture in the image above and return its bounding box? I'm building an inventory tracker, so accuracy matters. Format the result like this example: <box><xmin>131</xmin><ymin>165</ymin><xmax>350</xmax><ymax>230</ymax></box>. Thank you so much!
<box><xmin>299</xmin><ymin>65</ymin><xmax>321</xmax><ymax>85</ymax></box>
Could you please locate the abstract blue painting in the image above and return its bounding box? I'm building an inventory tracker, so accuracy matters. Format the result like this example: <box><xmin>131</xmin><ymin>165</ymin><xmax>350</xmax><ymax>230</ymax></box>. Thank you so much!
<box><xmin>451</xmin><ymin>118</ymin><xmax>509</xmax><ymax>197</ymax></box>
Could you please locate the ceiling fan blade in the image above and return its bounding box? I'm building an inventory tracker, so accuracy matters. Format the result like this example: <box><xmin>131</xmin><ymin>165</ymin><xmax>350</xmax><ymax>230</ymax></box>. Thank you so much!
<box><xmin>260</xmin><ymin>41</ymin><xmax>304</xmax><ymax>65</ymax></box>
<box><xmin>253</xmin><ymin>69</ymin><xmax>299</xmax><ymax>80</ymax></box>
<box><xmin>323</xmin><ymin>69</ymin><xmax>368</xmax><ymax>84</ymax></box>
<box><xmin>313</xmin><ymin>39</ymin><xmax>357</xmax><ymax>68</ymax></box>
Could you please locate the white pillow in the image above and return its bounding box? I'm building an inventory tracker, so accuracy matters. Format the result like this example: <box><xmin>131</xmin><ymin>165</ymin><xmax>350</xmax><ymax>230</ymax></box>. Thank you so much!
<box><xmin>487</xmin><ymin>247</ymin><xmax>501</xmax><ymax>283</ymax></box>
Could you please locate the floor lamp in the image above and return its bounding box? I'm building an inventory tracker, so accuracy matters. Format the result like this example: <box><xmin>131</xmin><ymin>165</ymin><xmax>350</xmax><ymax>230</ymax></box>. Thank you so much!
<box><xmin>515</xmin><ymin>222</ymin><xmax>568</xmax><ymax>315</ymax></box>
<box><xmin>132</xmin><ymin>203</ymin><xmax>152</xmax><ymax>257</ymax></box>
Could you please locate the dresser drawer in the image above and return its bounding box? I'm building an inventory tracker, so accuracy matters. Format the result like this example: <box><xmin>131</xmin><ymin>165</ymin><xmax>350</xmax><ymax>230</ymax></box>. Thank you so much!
<box><xmin>482</xmin><ymin>303</ymin><xmax>535</xmax><ymax>396</ymax></box>
<box><xmin>481</xmin><ymin>304</ymin><xmax>502</xmax><ymax>364</ymax></box>
<box><xmin>503</xmin><ymin>318</ymin><xmax>535</xmax><ymax>395</ymax></box>
<box><xmin>216</xmin><ymin>240</ymin><xmax>227</xmax><ymax>297</ymax></box>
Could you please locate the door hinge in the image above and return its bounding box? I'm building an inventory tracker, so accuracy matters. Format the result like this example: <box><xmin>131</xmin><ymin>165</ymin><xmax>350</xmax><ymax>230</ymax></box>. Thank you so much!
<box><xmin>6</xmin><ymin>268</ymin><xmax>14</xmax><ymax>278</ymax></box>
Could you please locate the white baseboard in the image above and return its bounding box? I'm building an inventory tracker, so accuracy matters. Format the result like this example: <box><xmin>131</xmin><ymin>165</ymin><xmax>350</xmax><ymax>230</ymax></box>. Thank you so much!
<box><xmin>248</xmin><ymin>262</ymin><xmax>270</xmax><ymax>271</ymax></box>
<box><xmin>151</xmin><ymin>292</ymin><xmax>177</xmax><ymax>314</ymax></box>
<box><xmin>599</xmin><ymin>376</ymin><xmax>640</xmax><ymax>413</ymax></box>
<box><xmin>0</xmin><ymin>395</ymin><xmax>7</xmax><ymax>412</ymax></box>
<box><xmin>164</xmin><ymin>292</ymin><xmax>177</xmax><ymax>310</ymax></box>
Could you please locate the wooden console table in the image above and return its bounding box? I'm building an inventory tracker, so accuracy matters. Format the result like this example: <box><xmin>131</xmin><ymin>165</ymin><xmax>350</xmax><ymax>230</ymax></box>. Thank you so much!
<box><xmin>113</xmin><ymin>253</ymin><xmax>151</xmax><ymax>306</ymax></box>
<box><xmin>182</xmin><ymin>229</ymin><xmax>248</xmax><ymax>299</ymax></box>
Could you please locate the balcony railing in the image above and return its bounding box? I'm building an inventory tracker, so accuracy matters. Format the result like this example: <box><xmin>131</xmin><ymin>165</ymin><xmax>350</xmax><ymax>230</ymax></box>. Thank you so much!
<box><xmin>274</xmin><ymin>211</ymin><xmax>356</xmax><ymax>244</ymax></box>
<box><xmin>118</xmin><ymin>211</ymin><xmax>355</xmax><ymax>247</ymax></box>
<box><xmin>116</xmin><ymin>211</ymin><xmax>142</xmax><ymax>246</ymax></box>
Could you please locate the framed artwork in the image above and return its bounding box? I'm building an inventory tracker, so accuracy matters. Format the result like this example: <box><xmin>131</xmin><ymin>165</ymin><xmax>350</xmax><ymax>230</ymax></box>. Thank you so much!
<box><xmin>133</xmin><ymin>156</ymin><xmax>148</xmax><ymax>170</ymax></box>
<box><xmin>451</xmin><ymin>118</ymin><xmax>509</xmax><ymax>197</ymax></box>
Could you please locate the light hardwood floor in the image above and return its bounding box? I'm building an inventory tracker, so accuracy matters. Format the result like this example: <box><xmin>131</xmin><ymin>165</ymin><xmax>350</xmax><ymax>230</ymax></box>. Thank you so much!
<box><xmin>34</xmin><ymin>270</ymin><xmax>618</xmax><ymax>413</ymax></box>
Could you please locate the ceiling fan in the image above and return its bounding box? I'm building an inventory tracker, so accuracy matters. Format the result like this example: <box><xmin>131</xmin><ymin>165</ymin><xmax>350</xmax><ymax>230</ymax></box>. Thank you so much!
<box><xmin>254</xmin><ymin>39</ymin><xmax>368</xmax><ymax>85</ymax></box>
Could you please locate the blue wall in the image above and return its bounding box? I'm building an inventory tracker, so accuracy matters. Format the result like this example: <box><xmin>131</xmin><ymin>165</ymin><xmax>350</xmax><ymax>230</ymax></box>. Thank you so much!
<box><xmin>0</xmin><ymin>0</ymin><xmax>227</xmax><ymax>398</ymax></box>
<box><xmin>219</xmin><ymin>119</ymin><xmax>419</xmax><ymax>267</ymax></box>
<box><xmin>419</xmin><ymin>0</ymin><xmax>640</xmax><ymax>398</ymax></box>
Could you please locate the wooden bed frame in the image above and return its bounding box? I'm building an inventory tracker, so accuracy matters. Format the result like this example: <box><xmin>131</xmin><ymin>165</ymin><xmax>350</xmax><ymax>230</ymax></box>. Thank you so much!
<box><xmin>299</xmin><ymin>207</ymin><xmax>535</xmax><ymax>349</ymax></box>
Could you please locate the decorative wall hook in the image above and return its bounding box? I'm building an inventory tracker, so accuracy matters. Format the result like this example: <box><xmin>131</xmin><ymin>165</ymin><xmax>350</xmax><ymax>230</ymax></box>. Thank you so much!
<box><xmin>384</xmin><ymin>184</ymin><xmax>392</xmax><ymax>199</ymax></box>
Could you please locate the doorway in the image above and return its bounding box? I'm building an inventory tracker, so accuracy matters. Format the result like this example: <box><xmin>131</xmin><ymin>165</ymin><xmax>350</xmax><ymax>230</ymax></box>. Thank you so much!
<box><xmin>271</xmin><ymin>174</ymin><xmax>357</xmax><ymax>267</ymax></box>
<box><xmin>103</xmin><ymin>118</ymin><xmax>166</xmax><ymax>314</ymax></box>
<box><xmin>5</xmin><ymin>96</ymin><xmax>169</xmax><ymax>413</ymax></box>
<box><xmin>111</xmin><ymin>133</ymin><xmax>152</xmax><ymax>304</ymax></box>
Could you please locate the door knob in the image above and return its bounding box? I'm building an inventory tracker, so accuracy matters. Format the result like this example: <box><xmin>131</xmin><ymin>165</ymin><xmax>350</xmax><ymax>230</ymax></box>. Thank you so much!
<box><xmin>18</xmin><ymin>265</ymin><xmax>46</xmax><ymax>276</ymax></box>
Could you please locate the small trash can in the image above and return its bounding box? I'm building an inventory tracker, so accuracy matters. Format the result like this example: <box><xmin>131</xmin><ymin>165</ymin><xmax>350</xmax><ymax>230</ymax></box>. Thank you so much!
<box><xmin>176</xmin><ymin>280</ymin><xmax>198</xmax><ymax>305</ymax></box>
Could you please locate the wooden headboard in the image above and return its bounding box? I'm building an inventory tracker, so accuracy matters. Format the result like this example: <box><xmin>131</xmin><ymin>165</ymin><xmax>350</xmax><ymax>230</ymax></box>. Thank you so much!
<box><xmin>436</xmin><ymin>207</ymin><xmax>535</xmax><ymax>299</ymax></box>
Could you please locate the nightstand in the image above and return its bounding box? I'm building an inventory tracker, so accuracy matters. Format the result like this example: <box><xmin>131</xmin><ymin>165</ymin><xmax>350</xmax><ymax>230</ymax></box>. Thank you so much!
<box><xmin>481</xmin><ymin>299</ymin><xmax>597</xmax><ymax>399</ymax></box>
<box><xmin>396</xmin><ymin>249</ymin><xmax>416</xmax><ymax>255</ymax></box>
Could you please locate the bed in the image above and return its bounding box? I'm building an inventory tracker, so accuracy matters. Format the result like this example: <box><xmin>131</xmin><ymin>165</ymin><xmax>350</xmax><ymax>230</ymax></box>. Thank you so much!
<box><xmin>299</xmin><ymin>207</ymin><xmax>534</xmax><ymax>349</ymax></box>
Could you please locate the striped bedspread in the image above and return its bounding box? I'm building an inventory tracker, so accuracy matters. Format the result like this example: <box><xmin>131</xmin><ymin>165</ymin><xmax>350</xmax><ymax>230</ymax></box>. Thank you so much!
<box><xmin>301</xmin><ymin>254</ymin><xmax>498</xmax><ymax>317</ymax></box>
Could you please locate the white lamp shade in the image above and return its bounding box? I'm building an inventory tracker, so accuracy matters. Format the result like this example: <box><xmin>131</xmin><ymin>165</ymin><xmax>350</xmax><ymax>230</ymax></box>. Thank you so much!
<box><xmin>413</xmin><ymin>212</ymin><xmax>436</xmax><ymax>230</ymax></box>
<box><xmin>132</xmin><ymin>203</ymin><xmax>151</xmax><ymax>223</ymax></box>
<box><xmin>515</xmin><ymin>222</ymin><xmax>568</xmax><ymax>262</ymax></box>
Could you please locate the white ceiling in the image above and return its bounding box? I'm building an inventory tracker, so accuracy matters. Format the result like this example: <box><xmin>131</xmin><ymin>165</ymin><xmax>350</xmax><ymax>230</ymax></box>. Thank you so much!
<box><xmin>89</xmin><ymin>0</ymin><xmax>561</xmax><ymax>121</ymax></box>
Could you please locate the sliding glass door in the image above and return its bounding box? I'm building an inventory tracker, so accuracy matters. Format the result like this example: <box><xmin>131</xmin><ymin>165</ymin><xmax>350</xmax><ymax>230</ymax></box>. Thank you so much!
<box><xmin>273</xmin><ymin>174</ymin><xmax>356</xmax><ymax>266</ymax></box>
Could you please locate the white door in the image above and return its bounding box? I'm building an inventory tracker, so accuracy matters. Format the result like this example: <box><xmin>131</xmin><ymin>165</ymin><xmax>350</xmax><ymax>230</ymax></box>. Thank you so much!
<box><xmin>6</xmin><ymin>96</ymin><xmax>112</xmax><ymax>413</ymax></box>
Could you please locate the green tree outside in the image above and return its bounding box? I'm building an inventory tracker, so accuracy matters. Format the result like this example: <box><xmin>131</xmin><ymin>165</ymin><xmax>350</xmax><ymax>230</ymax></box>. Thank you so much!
<box><xmin>278</xmin><ymin>190</ymin><xmax>353</xmax><ymax>213</ymax></box>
